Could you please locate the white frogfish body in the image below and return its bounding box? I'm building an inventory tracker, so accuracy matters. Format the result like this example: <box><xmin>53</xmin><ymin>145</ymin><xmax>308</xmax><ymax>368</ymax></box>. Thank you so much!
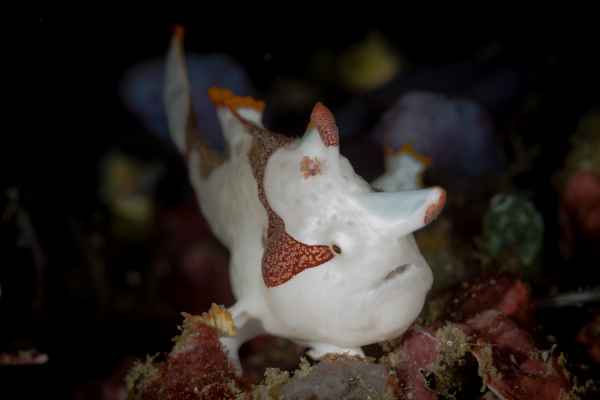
<box><xmin>164</xmin><ymin>28</ymin><xmax>446</xmax><ymax>365</ymax></box>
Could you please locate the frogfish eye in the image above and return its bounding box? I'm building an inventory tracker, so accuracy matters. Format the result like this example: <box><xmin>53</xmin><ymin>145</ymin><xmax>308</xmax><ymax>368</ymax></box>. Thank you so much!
<box><xmin>331</xmin><ymin>244</ymin><xmax>342</xmax><ymax>254</ymax></box>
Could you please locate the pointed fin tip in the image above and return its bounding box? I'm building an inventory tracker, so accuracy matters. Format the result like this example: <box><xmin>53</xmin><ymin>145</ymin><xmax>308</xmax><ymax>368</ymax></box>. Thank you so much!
<box><xmin>384</xmin><ymin>144</ymin><xmax>432</xmax><ymax>167</ymax></box>
<box><xmin>424</xmin><ymin>187</ymin><xmax>446</xmax><ymax>225</ymax></box>
<box><xmin>309</xmin><ymin>102</ymin><xmax>339</xmax><ymax>147</ymax></box>
<box><xmin>207</xmin><ymin>87</ymin><xmax>265</xmax><ymax>113</ymax></box>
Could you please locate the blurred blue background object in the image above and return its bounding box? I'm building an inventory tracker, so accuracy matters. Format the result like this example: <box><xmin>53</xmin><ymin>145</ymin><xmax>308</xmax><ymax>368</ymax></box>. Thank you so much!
<box><xmin>374</xmin><ymin>91</ymin><xmax>503</xmax><ymax>180</ymax></box>
<box><xmin>120</xmin><ymin>54</ymin><xmax>255</xmax><ymax>152</ymax></box>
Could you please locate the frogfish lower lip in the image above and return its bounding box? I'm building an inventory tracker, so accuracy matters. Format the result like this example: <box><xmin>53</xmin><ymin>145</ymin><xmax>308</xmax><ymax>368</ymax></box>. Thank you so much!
<box><xmin>383</xmin><ymin>264</ymin><xmax>412</xmax><ymax>281</ymax></box>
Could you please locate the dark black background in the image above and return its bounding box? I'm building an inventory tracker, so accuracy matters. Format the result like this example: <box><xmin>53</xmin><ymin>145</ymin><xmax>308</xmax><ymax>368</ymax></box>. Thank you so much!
<box><xmin>8</xmin><ymin>16</ymin><xmax>600</xmax><ymax>397</ymax></box>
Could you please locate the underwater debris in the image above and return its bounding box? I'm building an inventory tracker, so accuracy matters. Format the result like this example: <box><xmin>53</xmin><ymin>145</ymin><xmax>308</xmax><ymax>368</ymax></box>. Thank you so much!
<box><xmin>536</xmin><ymin>288</ymin><xmax>600</xmax><ymax>309</ymax></box>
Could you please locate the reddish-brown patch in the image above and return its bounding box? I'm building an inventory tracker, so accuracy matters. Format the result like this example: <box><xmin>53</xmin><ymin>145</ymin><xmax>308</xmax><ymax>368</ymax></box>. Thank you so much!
<box><xmin>232</xmin><ymin>110</ymin><xmax>335</xmax><ymax>287</ymax></box>
<box><xmin>300</xmin><ymin>156</ymin><xmax>322</xmax><ymax>178</ymax></box>
<box><xmin>262</xmin><ymin>224</ymin><xmax>334</xmax><ymax>287</ymax></box>
<box><xmin>424</xmin><ymin>189</ymin><xmax>446</xmax><ymax>225</ymax></box>
<box><xmin>310</xmin><ymin>102</ymin><xmax>339</xmax><ymax>147</ymax></box>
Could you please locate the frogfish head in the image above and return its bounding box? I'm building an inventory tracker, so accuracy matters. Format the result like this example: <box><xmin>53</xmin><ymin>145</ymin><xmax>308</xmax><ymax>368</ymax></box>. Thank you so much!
<box><xmin>261</xmin><ymin>102</ymin><xmax>446</xmax><ymax>346</ymax></box>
